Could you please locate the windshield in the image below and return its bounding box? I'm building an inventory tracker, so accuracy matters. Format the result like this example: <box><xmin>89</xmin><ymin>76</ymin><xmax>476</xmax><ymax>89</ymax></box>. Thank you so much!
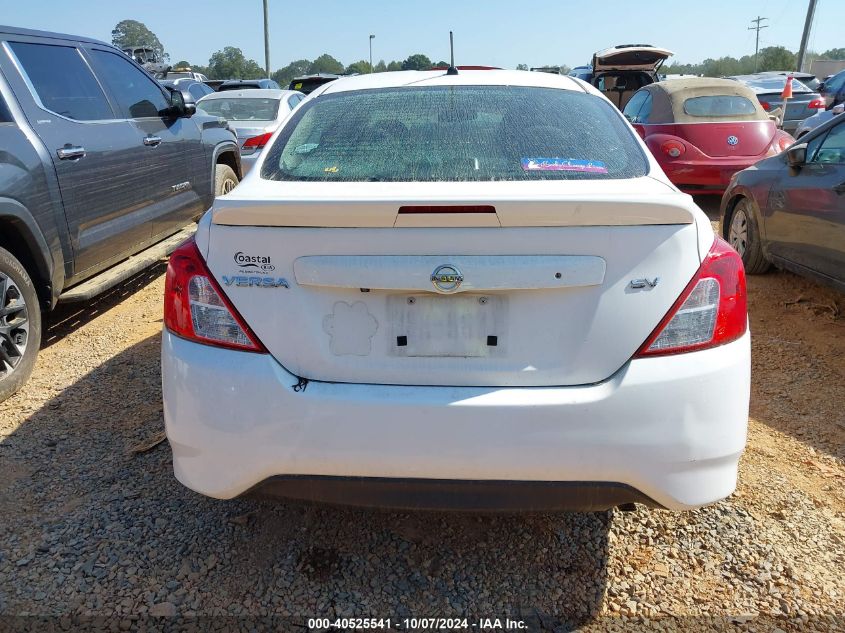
<box><xmin>261</xmin><ymin>86</ymin><xmax>647</xmax><ymax>182</ymax></box>
<box><xmin>198</xmin><ymin>97</ymin><xmax>281</xmax><ymax>121</ymax></box>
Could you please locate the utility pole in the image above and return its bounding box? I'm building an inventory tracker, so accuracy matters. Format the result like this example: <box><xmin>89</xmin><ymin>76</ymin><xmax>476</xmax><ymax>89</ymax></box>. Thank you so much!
<box><xmin>748</xmin><ymin>16</ymin><xmax>768</xmax><ymax>72</ymax></box>
<box><xmin>369</xmin><ymin>34</ymin><xmax>375</xmax><ymax>72</ymax></box>
<box><xmin>796</xmin><ymin>0</ymin><xmax>818</xmax><ymax>73</ymax></box>
<box><xmin>263</xmin><ymin>0</ymin><xmax>270</xmax><ymax>78</ymax></box>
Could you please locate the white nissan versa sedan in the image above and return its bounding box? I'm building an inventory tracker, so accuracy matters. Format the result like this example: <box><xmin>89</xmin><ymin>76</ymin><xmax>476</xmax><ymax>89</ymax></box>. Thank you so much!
<box><xmin>162</xmin><ymin>70</ymin><xmax>750</xmax><ymax>511</ymax></box>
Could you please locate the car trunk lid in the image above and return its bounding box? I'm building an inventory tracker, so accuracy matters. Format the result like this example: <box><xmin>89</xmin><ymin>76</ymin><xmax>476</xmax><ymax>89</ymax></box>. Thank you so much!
<box><xmin>670</xmin><ymin>121</ymin><xmax>775</xmax><ymax>157</ymax></box>
<box><xmin>201</xmin><ymin>179</ymin><xmax>705</xmax><ymax>387</ymax></box>
<box><xmin>592</xmin><ymin>45</ymin><xmax>673</xmax><ymax>72</ymax></box>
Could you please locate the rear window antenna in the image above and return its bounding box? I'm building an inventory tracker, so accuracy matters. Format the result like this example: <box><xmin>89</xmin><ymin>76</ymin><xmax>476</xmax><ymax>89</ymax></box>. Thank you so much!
<box><xmin>447</xmin><ymin>31</ymin><xmax>458</xmax><ymax>75</ymax></box>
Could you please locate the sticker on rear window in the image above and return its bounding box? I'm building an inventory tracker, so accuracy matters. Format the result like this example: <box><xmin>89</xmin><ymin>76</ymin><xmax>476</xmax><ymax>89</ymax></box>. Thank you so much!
<box><xmin>521</xmin><ymin>158</ymin><xmax>608</xmax><ymax>174</ymax></box>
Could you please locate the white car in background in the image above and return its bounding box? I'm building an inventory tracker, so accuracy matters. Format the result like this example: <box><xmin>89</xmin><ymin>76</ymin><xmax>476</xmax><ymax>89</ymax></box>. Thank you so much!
<box><xmin>162</xmin><ymin>70</ymin><xmax>750</xmax><ymax>511</ymax></box>
<box><xmin>197</xmin><ymin>89</ymin><xmax>305</xmax><ymax>175</ymax></box>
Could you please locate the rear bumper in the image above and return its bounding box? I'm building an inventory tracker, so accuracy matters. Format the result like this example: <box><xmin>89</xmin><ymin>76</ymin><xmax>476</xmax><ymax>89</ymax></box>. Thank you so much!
<box><xmin>248</xmin><ymin>477</ymin><xmax>662</xmax><ymax>511</ymax></box>
<box><xmin>660</xmin><ymin>159</ymin><xmax>762</xmax><ymax>193</ymax></box>
<box><xmin>162</xmin><ymin>330</ymin><xmax>751</xmax><ymax>510</ymax></box>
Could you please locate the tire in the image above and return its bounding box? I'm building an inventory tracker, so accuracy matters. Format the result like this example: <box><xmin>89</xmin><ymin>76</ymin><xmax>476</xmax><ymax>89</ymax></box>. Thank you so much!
<box><xmin>0</xmin><ymin>247</ymin><xmax>41</xmax><ymax>403</ymax></box>
<box><xmin>726</xmin><ymin>197</ymin><xmax>770</xmax><ymax>274</ymax></box>
<box><xmin>214</xmin><ymin>163</ymin><xmax>239</xmax><ymax>197</ymax></box>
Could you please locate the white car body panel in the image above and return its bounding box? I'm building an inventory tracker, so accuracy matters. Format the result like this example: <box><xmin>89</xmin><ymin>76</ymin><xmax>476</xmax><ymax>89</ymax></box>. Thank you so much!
<box><xmin>162</xmin><ymin>330</ymin><xmax>750</xmax><ymax>509</ymax></box>
<box><xmin>204</xmin><ymin>220</ymin><xmax>703</xmax><ymax>387</ymax></box>
<box><xmin>164</xmin><ymin>70</ymin><xmax>749</xmax><ymax>509</ymax></box>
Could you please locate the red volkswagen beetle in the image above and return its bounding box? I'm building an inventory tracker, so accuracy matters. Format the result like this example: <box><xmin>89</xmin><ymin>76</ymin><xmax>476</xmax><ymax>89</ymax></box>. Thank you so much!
<box><xmin>622</xmin><ymin>77</ymin><xmax>794</xmax><ymax>194</ymax></box>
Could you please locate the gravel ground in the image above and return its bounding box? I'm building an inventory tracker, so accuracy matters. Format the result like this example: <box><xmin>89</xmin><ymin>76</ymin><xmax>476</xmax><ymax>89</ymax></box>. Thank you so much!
<box><xmin>1</xmin><ymin>210</ymin><xmax>844</xmax><ymax>631</ymax></box>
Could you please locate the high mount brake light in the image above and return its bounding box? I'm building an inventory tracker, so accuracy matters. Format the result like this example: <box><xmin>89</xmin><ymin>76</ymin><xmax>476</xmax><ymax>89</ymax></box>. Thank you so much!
<box><xmin>635</xmin><ymin>236</ymin><xmax>747</xmax><ymax>357</ymax></box>
<box><xmin>243</xmin><ymin>132</ymin><xmax>273</xmax><ymax>149</ymax></box>
<box><xmin>164</xmin><ymin>239</ymin><xmax>266</xmax><ymax>352</ymax></box>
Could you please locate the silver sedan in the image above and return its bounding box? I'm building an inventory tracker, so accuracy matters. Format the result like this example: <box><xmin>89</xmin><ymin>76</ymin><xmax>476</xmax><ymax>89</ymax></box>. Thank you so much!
<box><xmin>794</xmin><ymin>103</ymin><xmax>845</xmax><ymax>139</ymax></box>
<box><xmin>197</xmin><ymin>89</ymin><xmax>306</xmax><ymax>175</ymax></box>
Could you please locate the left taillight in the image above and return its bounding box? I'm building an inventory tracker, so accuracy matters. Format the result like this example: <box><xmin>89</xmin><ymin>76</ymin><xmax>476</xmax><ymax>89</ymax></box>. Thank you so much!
<box><xmin>164</xmin><ymin>239</ymin><xmax>266</xmax><ymax>353</ymax></box>
<box><xmin>242</xmin><ymin>132</ymin><xmax>273</xmax><ymax>150</ymax></box>
<box><xmin>635</xmin><ymin>236</ymin><xmax>747</xmax><ymax>357</ymax></box>
<box><xmin>807</xmin><ymin>98</ymin><xmax>826</xmax><ymax>109</ymax></box>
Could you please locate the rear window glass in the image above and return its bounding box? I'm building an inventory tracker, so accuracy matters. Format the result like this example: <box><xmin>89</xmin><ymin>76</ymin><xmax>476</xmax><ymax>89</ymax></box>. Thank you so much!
<box><xmin>289</xmin><ymin>78</ymin><xmax>336</xmax><ymax>94</ymax></box>
<box><xmin>683</xmin><ymin>95</ymin><xmax>758</xmax><ymax>117</ymax></box>
<box><xmin>198</xmin><ymin>98</ymin><xmax>280</xmax><ymax>121</ymax></box>
<box><xmin>743</xmin><ymin>77</ymin><xmax>812</xmax><ymax>93</ymax></box>
<box><xmin>261</xmin><ymin>86</ymin><xmax>648</xmax><ymax>182</ymax></box>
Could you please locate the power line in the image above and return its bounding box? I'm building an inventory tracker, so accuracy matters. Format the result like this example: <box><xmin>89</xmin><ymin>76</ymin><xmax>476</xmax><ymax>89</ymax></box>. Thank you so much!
<box><xmin>748</xmin><ymin>16</ymin><xmax>769</xmax><ymax>71</ymax></box>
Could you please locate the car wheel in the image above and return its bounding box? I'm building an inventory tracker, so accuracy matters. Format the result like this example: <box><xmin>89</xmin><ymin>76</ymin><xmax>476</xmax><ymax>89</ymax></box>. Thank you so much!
<box><xmin>0</xmin><ymin>247</ymin><xmax>41</xmax><ymax>403</ymax></box>
<box><xmin>727</xmin><ymin>198</ymin><xmax>770</xmax><ymax>274</ymax></box>
<box><xmin>214</xmin><ymin>164</ymin><xmax>239</xmax><ymax>197</ymax></box>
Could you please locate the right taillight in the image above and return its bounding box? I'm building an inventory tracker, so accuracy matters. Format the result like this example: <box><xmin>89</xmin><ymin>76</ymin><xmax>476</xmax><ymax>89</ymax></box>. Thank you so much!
<box><xmin>164</xmin><ymin>239</ymin><xmax>266</xmax><ymax>353</ymax></box>
<box><xmin>635</xmin><ymin>236</ymin><xmax>747</xmax><ymax>357</ymax></box>
<box><xmin>807</xmin><ymin>98</ymin><xmax>825</xmax><ymax>109</ymax></box>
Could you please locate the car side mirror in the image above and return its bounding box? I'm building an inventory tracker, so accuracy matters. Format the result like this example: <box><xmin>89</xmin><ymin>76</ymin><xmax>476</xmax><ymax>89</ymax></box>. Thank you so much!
<box><xmin>164</xmin><ymin>88</ymin><xmax>192</xmax><ymax>118</ymax></box>
<box><xmin>786</xmin><ymin>143</ymin><xmax>807</xmax><ymax>169</ymax></box>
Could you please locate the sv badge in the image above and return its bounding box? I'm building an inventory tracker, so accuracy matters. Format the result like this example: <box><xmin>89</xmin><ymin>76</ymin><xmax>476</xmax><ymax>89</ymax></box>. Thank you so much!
<box><xmin>629</xmin><ymin>277</ymin><xmax>660</xmax><ymax>290</ymax></box>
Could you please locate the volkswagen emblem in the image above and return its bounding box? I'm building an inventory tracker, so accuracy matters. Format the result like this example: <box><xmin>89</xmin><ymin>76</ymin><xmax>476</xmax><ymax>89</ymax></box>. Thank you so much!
<box><xmin>430</xmin><ymin>264</ymin><xmax>463</xmax><ymax>293</ymax></box>
<box><xmin>727</xmin><ymin>135</ymin><xmax>739</xmax><ymax>146</ymax></box>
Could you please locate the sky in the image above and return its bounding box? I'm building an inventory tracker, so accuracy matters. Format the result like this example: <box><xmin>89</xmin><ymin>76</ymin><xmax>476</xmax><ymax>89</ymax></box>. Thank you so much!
<box><xmin>2</xmin><ymin>1</ymin><xmax>843</xmax><ymax>71</ymax></box>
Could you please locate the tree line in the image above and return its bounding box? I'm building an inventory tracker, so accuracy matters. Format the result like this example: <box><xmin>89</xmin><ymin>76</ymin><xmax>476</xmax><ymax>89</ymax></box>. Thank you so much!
<box><xmin>111</xmin><ymin>19</ymin><xmax>845</xmax><ymax>86</ymax></box>
<box><xmin>660</xmin><ymin>46</ymin><xmax>845</xmax><ymax>77</ymax></box>
<box><xmin>111</xmin><ymin>20</ymin><xmax>447</xmax><ymax>84</ymax></box>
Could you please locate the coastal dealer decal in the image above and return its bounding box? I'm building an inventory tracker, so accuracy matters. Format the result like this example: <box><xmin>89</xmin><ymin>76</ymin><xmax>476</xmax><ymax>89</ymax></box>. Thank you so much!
<box><xmin>226</xmin><ymin>251</ymin><xmax>289</xmax><ymax>288</ymax></box>
<box><xmin>234</xmin><ymin>251</ymin><xmax>275</xmax><ymax>272</ymax></box>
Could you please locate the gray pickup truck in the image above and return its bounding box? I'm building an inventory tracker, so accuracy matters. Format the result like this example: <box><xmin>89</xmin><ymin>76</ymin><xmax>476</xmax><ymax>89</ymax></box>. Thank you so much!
<box><xmin>0</xmin><ymin>25</ymin><xmax>242</xmax><ymax>401</ymax></box>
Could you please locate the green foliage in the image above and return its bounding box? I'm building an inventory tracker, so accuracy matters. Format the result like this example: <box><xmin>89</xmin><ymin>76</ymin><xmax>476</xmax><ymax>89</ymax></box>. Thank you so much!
<box><xmin>309</xmin><ymin>54</ymin><xmax>345</xmax><ymax>75</ymax></box>
<box><xmin>374</xmin><ymin>60</ymin><xmax>387</xmax><ymax>73</ymax></box>
<box><xmin>758</xmin><ymin>46</ymin><xmax>797</xmax><ymax>72</ymax></box>
<box><xmin>386</xmin><ymin>61</ymin><xmax>403</xmax><ymax>72</ymax></box>
<box><xmin>173</xmin><ymin>60</ymin><xmax>191</xmax><ymax>69</ymax></box>
<box><xmin>346</xmin><ymin>60</ymin><xmax>373</xmax><ymax>75</ymax></box>
<box><xmin>516</xmin><ymin>63</ymin><xmax>529</xmax><ymax>71</ymax></box>
<box><xmin>207</xmin><ymin>47</ymin><xmax>265</xmax><ymax>80</ymax></box>
<box><xmin>401</xmin><ymin>54</ymin><xmax>432</xmax><ymax>71</ymax></box>
<box><xmin>271</xmin><ymin>59</ymin><xmax>311</xmax><ymax>86</ymax></box>
<box><xmin>111</xmin><ymin>20</ymin><xmax>168</xmax><ymax>61</ymax></box>
<box><xmin>663</xmin><ymin>46</ymin><xmax>798</xmax><ymax>78</ymax></box>
<box><xmin>821</xmin><ymin>48</ymin><xmax>845</xmax><ymax>61</ymax></box>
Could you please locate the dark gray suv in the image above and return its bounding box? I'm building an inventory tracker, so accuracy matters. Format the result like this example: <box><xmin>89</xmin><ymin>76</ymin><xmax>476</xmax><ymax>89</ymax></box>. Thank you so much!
<box><xmin>0</xmin><ymin>25</ymin><xmax>242</xmax><ymax>401</ymax></box>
